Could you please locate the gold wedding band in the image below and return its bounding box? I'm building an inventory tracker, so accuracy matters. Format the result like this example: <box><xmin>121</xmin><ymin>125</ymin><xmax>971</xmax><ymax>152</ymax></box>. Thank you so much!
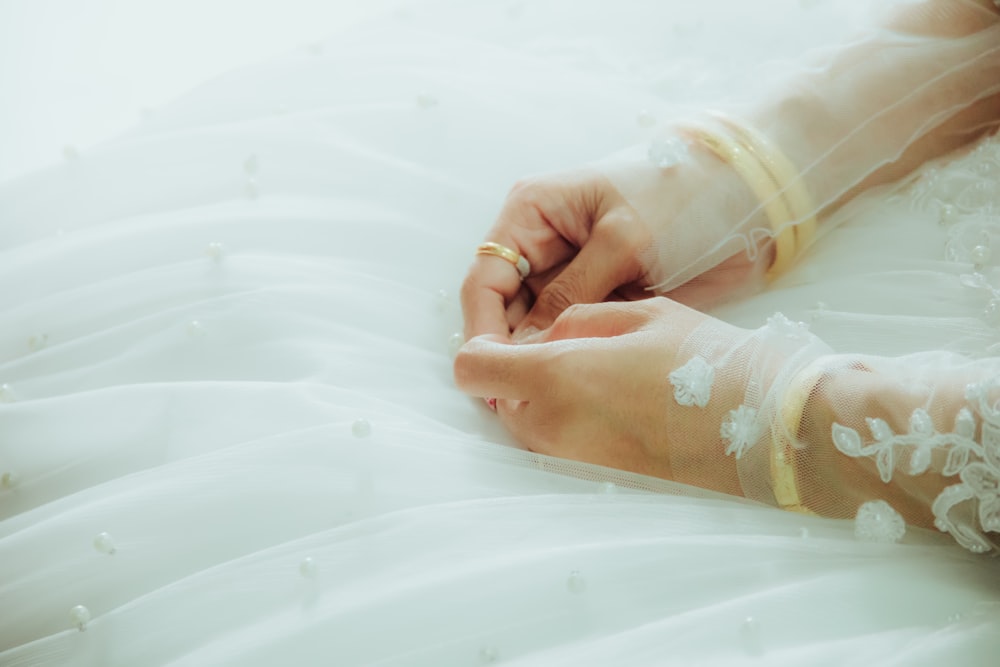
<box><xmin>475</xmin><ymin>242</ymin><xmax>531</xmax><ymax>280</ymax></box>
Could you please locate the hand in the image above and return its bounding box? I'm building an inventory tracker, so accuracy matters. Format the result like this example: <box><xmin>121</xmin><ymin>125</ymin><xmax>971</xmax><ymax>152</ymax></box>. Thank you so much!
<box><xmin>453</xmin><ymin>298</ymin><xmax>750</xmax><ymax>496</ymax></box>
<box><xmin>460</xmin><ymin>169</ymin><xmax>653</xmax><ymax>343</ymax></box>
<box><xmin>460</xmin><ymin>155</ymin><xmax>768</xmax><ymax>345</ymax></box>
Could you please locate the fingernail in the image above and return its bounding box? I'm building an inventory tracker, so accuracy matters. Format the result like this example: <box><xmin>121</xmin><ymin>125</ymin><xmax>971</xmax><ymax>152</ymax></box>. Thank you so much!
<box><xmin>512</xmin><ymin>326</ymin><xmax>540</xmax><ymax>344</ymax></box>
<box><xmin>484</xmin><ymin>397</ymin><xmax>498</xmax><ymax>412</ymax></box>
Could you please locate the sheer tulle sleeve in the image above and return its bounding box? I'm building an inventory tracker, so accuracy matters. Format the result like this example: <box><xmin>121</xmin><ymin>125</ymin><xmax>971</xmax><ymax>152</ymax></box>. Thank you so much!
<box><xmin>664</xmin><ymin>314</ymin><xmax>1000</xmax><ymax>553</ymax></box>
<box><xmin>762</xmin><ymin>352</ymin><xmax>1000</xmax><ymax>553</ymax></box>
<box><xmin>597</xmin><ymin>0</ymin><xmax>1000</xmax><ymax>298</ymax></box>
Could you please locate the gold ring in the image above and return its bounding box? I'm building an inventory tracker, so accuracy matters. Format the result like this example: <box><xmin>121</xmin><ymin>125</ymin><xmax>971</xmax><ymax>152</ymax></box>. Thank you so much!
<box><xmin>476</xmin><ymin>242</ymin><xmax>531</xmax><ymax>279</ymax></box>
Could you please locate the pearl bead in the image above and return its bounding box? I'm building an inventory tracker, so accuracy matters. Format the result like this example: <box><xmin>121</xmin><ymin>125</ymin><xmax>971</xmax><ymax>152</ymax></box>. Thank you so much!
<box><xmin>416</xmin><ymin>92</ymin><xmax>438</xmax><ymax>109</ymax></box>
<box><xmin>434</xmin><ymin>289</ymin><xmax>450</xmax><ymax>312</ymax></box>
<box><xmin>352</xmin><ymin>419</ymin><xmax>372</xmax><ymax>438</ymax></box>
<box><xmin>971</xmin><ymin>244</ymin><xmax>992</xmax><ymax>266</ymax></box>
<box><xmin>93</xmin><ymin>532</ymin><xmax>116</xmax><ymax>555</ymax></box>
<box><xmin>636</xmin><ymin>110</ymin><xmax>656</xmax><ymax>128</ymax></box>
<box><xmin>799</xmin><ymin>527</ymin><xmax>810</xmax><ymax>539</ymax></box>
<box><xmin>62</xmin><ymin>144</ymin><xmax>80</xmax><ymax>161</ymax></box>
<box><xmin>245</xmin><ymin>178</ymin><xmax>260</xmax><ymax>200</ymax></box>
<box><xmin>566</xmin><ymin>570</ymin><xmax>586</xmax><ymax>594</ymax></box>
<box><xmin>299</xmin><ymin>556</ymin><xmax>319</xmax><ymax>579</ymax></box>
<box><xmin>448</xmin><ymin>332</ymin><xmax>464</xmax><ymax>357</ymax></box>
<box><xmin>1</xmin><ymin>472</ymin><xmax>20</xmax><ymax>489</ymax></box>
<box><xmin>0</xmin><ymin>383</ymin><xmax>15</xmax><ymax>403</ymax></box>
<box><xmin>70</xmin><ymin>605</ymin><xmax>91</xmax><ymax>631</ymax></box>
<box><xmin>983</xmin><ymin>300</ymin><xmax>1000</xmax><ymax>325</ymax></box>
<box><xmin>186</xmin><ymin>320</ymin><xmax>206</xmax><ymax>338</ymax></box>
<box><xmin>28</xmin><ymin>334</ymin><xmax>48</xmax><ymax>351</ymax></box>
<box><xmin>740</xmin><ymin>616</ymin><xmax>763</xmax><ymax>657</ymax></box>
<box><xmin>598</xmin><ymin>482</ymin><xmax>617</xmax><ymax>494</ymax></box>
<box><xmin>479</xmin><ymin>646</ymin><xmax>499</xmax><ymax>664</ymax></box>
<box><xmin>938</xmin><ymin>204</ymin><xmax>957</xmax><ymax>226</ymax></box>
<box><xmin>204</xmin><ymin>242</ymin><xmax>224</xmax><ymax>261</ymax></box>
<box><xmin>244</xmin><ymin>154</ymin><xmax>259</xmax><ymax>176</ymax></box>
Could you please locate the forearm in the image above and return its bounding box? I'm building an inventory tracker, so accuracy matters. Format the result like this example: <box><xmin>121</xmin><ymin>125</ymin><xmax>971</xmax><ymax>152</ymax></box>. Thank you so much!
<box><xmin>748</xmin><ymin>0</ymin><xmax>1000</xmax><ymax>216</ymax></box>
<box><xmin>770</xmin><ymin>352</ymin><xmax>1000</xmax><ymax>551</ymax></box>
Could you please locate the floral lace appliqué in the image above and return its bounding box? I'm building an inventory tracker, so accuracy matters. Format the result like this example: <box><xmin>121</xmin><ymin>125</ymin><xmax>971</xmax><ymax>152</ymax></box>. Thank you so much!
<box><xmin>854</xmin><ymin>500</ymin><xmax>906</xmax><ymax>544</ymax></box>
<box><xmin>721</xmin><ymin>405</ymin><xmax>759</xmax><ymax>460</ymax></box>
<box><xmin>832</xmin><ymin>378</ymin><xmax>1000</xmax><ymax>553</ymax></box>
<box><xmin>669</xmin><ymin>356</ymin><xmax>714</xmax><ymax>408</ymax></box>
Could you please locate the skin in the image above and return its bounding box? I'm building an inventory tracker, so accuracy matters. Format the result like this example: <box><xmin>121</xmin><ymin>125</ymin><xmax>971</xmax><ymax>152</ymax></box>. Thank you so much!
<box><xmin>457</xmin><ymin>0</ymin><xmax>1000</xmax><ymax>498</ymax></box>
<box><xmin>454</xmin><ymin>298</ymin><xmax>745</xmax><ymax>496</ymax></box>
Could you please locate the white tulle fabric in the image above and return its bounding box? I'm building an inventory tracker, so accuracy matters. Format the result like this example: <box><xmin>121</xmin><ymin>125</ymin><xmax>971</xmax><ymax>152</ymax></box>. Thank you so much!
<box><xmin>3</xmin><ymin>0</ymin><xmax>1000</xmax><ymax>665</ymax></box>
<box><xmin>601</xmin><ymin>0</ymin><xmax>1000</xmax><ymax>297</ymax></box>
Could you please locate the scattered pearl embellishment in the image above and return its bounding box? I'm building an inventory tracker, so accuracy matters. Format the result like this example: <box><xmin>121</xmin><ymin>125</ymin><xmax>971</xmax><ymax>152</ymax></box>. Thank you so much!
<box><xmin>1</xmin><ymin>472</ymin><xmax>20</xmax><ymax>489</ymax></box>
<box><xmin>28</xmin><ymin>334</ymin><xmax>49</xmax><ymax>352</ymax></box>
<box><xmin>566</xmin><ymin>570</ymin><xmax>587</xmax><ymax>594</ymax></box>
<box><xmin>479</xmin><ymin>646</ymin><xmax>499</xmax><ymax>664</ymax></box>
<box><xmin>854</xmin><ymin>500</ymin><xmax>906</xmax><ymax>543</ymax></box>
<box><xmin>70</xmin><ymin>605</ymin><xmax>92</xmax><ymax>631</ymax></box>
<box><xmin>434</xmin><ymin>289</ymin><xmax>450</xmax><ymax>313</ymax></box>
<box><xmin>352</xmin><ymin>419</ymin><xmax>372</xmax><ymax>438</ymax></box>
<box><xmin>0</xmin><ymin>383</ymin><xmax>16</xmax><ymax>403</ymax></box>
<box><xmin>244</xmin><ymin>154</ymin><xmax>259</xmax><ymax>176</ymax></box>
<box><xmin>205</xmin><ymin>242</ymin><xmax>224</xmax><ymax>261</ymax></box>
<box><xmin>938</xmin><ymin>204</ymin><xmax>958</xmax><ymax>226</ymax></box>
<box><xmin>416</xmin><ymin>92</ymin><xmax>439</xmax><ymax>109</ymax></box>
<box><xmin>740</xmin><ymin>616</ymin><xmax>764</xmax><ymax>657</ymax></box>
<box><xmin>971</xmin><ymin>244</ymin><xmax>992</xmax><ymax>266</ymax></box>
<box><xmin>93</xmin><ymin>532</ymin><xmax>116</xmax><ymax>555</ymax></box>
<box><xmin>598</xmin><ymin>481</ymin><xmax>617</xmax><ymax>495</ymax></box>
<box><xmin>299</xmin><ymin>556</ymin><xmax>319</xmax><ymax>579</ymax></box>
<box><xmin>186</xmin><ymin>320</ymin><xmax>206</xmax><ymax>339</ymax></box>
<box><xmin>636</xmin><ymin>110</ymin><xmax>656</xmax><ymax>128</ymax></box>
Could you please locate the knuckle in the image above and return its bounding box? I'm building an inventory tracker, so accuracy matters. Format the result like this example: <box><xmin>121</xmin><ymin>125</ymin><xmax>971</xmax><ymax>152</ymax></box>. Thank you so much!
<box><xmin>537</xmin><ymin>279</ymin><xmax>582</xmax><ymax>316</ymax></box>
<box><xmin>506</xmin><ymin>177</ymin><xmax>553</xmax><ymax>212</ymax></box>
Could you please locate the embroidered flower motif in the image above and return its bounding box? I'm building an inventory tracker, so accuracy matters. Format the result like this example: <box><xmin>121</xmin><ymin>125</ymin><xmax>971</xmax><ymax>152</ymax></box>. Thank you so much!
<box><xmin>721</xmin><ymin>404</ymin><xmax>760</xmax><ymax>459</ymax></box>
<box><xmin>854</xmin><ymin>500</ymin><xmax>906</xmax><ymax>544</ymax></box>
<box><xmin>835</xmin><ymin>377</ymin><xmax>1000</xmax><ymax>552</ymax></box>
<box><xmin>668</xmin><ymin>356</ymin><xmax>714</xmax><ymax>408</ymax></box>
<box><xmin>647</xmin><ymin>137</ymin><xmax>688</xmax><ymax>169</ymax></box>
<box><xmin>766</xmin><ymin>312</ymin><xmax>810</xmax><ymax>340</ymax></box>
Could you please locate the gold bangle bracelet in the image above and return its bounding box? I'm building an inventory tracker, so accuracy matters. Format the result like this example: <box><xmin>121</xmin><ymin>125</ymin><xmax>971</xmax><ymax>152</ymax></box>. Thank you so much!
<box><xmin>770</xmin><ymin>360</ymin><xmax>827</xmax><ymax>515</ymax></box>
<box><xmin>685</xmin><ymin>124</ymin><xmax>798</xmax><ymax>278</ymax></box>
<box><xmin>711</xmin><ymin>112</ymin><xmax>818</xmax><ymax>267</ymax></box>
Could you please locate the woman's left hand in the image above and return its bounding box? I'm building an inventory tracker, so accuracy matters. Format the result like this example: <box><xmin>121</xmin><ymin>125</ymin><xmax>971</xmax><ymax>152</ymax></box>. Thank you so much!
<box><xmin>453</xmin><ymin>298</ymin><xmax>746</xmax><ymax>496</ymax></box>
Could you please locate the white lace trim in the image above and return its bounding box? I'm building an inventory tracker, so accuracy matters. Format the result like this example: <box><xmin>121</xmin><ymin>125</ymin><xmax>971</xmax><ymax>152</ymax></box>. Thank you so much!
<box><xmin>669</xmin><ymin>355</ymin><xmax>714</xmax><ymax>408</ymax></box>
<box><xmin>832</xmin><ymin>377</ymin><xmax>1000</xmax><ymax>553</ymax></box>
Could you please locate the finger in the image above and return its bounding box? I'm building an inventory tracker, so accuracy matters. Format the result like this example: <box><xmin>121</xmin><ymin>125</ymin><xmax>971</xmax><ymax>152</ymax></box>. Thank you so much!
<box><xmin>453</xmin><ymin>334</ymin><xmax>551</xmax><ymax>400</ymax></box>
<box><xmin>543</xmin><ymin>301</ymin><xmax>653</xmax><ymax>342</ymax></box>
<box><xmin>516</xmin><ymin>213</ymin><xmax>645</xmax><ymax>334</ymax></box>
<box><xmin>461</xmin><ymin>246</ymin><xmax>524</xmax><ymax>342</ymax></box>
<box><xmin>462</xmin><ymin>174</ymin><xmax>598</xmax><ymax>342</ymax></box>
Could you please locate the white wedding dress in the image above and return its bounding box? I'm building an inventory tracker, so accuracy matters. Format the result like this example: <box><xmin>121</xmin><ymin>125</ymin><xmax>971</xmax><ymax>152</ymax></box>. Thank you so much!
<box><xmin>2</xmin><ymin>1</ymin><xmax>999</xmax><ymax>665</ymax></box>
